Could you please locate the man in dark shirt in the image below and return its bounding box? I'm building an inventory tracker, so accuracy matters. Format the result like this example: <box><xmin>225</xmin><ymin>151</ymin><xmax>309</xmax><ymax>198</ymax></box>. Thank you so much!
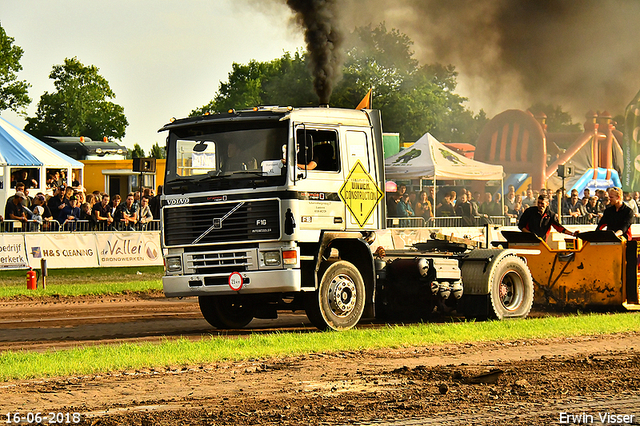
<box><xmin>93</xmin><ymin>194</ymin><xmax>114</xmax><ymax>230</ymax></box>
<box><xmin>518</xmin><ymin>194</ymin><xmax>577</xmax><ymax>240</ymax></box>
<box><xmin>114</xmin><ymin>193</ymin><xmax>139</xmax><ymax>231</ymax></box>
<box><xmin>597</xmin><ymin>187</ymin><xmax>634</xmax><ymax>240</ymax></box>
<box><xmin>436</xmin><ymin>194</ymin><xmax>455</xmax><ymax>217</ymax></box>
<box><xmin>48</xmin><ymin>186</ymin><xmax>69</xmax><ymax>218</ymax></box>
<box><xmin>455</xmin><ymin>193</ymin><xmax>476</xmax><ymax>226</ymax></box>
<box><xmin>386</xmin><ymin>192</ymin><xmax>400</xmax><ymax>217</ymax></box>
<box><xmin>59</xmin><ymin>196</ymin><xmax>81</xmax><ymax>230</ymax></box>
<box><xmin>5</xmin><ymin>191</ymin><xmax>28</xmax><ymax>224</ymax></box>
<box><xmin>149</xmin><ymin>185</ymin><xmax>162</xmax><ymax>219</ymax></box>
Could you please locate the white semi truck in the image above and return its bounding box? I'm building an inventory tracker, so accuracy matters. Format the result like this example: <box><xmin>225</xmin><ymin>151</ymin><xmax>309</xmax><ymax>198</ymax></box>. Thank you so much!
<box><xmin>159</xmin><ymin>106</ymin><xmax>534</xmax><ymax>331</ymax></box>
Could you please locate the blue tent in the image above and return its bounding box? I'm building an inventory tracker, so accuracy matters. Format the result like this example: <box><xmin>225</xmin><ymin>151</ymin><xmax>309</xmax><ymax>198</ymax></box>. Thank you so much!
<box><xmin>0</xmin><ymin>116</ymin><xmax>83</xmax><ymax>207</ymax></box>
<box><xmin>0</xmin><ymin>116</ymin><xmax>83</xmax><ymax>168</ymax></box>
<box><xmin>0</xmin><ymin>119</ymin><xmax>40</xmax><ymax>166</ymax></box>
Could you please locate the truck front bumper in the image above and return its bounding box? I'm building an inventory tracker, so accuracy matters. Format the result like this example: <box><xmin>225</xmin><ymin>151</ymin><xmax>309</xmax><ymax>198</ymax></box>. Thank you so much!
<box><xmin>163</xmin><ymin>268</ymin><xmax>302</xmax><ymax>298</ymax></box>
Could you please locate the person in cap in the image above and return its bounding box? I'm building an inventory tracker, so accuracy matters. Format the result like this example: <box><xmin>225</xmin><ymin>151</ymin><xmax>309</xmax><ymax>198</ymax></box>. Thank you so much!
<box><xmin>48</xmin><ymin>185</ymin><xmax>69</xmax><ymax>216</ymax></box>
<box><xmin>59</xmin><ymin>195</ymin><xmax>81</xmax><ymax>230</ymax></box>
<box><xmin>5</xmin><ymin>191</ymin><xmax>28</xmax><ymax>224</ymax></box>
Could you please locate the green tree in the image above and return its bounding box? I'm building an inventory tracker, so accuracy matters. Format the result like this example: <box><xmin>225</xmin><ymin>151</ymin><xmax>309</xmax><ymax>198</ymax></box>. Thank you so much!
<box><xmin>149</xmin><ymin>142</ymin><xmax>165</xmax><ymax>159</ymax></box>
<box><xmin>528</xmin><ymin>103</ymin><xmax>582</xmax><ymax>133</ymax></box>
<box><xmin>191</xmin><ymin>51</ymin><xmax>315</xmax><ymax>115</ymax></box>
<box><xmin>25</xmin><ymin>57</ymin><xmax>127</xmax><ymax>140</ymax></box>
<box><xmin>192</xmin><ymin>25</ymin><xmax>484</xmax><ymax>144</ymax></box>
<box><xmin>128</xmin><ymin>143</ymin><xmax>145</xmax><ymax>159</ymax></box>
<box><xmin>0</xmin><ymin>24</ymin><xmax>30</xmax><ymax>113</ymax></box>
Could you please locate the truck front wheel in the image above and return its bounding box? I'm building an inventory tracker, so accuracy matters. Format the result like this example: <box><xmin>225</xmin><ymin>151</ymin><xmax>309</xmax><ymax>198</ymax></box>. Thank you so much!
<box><xmin>198</xmin><ymin>295</ymin><xmax>255</xmax><ymax>329</ymax></box>
<box><xmin>304</xmin><ymin>260</ymin><xmax>366</xmax><ymax>331</ymax></box>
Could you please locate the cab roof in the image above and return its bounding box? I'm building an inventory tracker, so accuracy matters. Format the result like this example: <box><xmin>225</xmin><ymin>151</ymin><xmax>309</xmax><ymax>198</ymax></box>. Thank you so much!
<box><xmin>159</xmin><ymin>106</ymin><xmax>373</xmax><ymax>132</ymax></box>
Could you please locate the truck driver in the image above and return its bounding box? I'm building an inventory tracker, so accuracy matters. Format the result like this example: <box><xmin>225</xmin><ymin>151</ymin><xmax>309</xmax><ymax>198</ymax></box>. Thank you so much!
<box><xmin>518</xmin><ymin>194</ymin><xmax>578</xmax><ymax>240</ymax></box>
<box><xmin>596</xmin><ymin>187</ymin><xmax>633</xmax><ymax>240</ymax></box>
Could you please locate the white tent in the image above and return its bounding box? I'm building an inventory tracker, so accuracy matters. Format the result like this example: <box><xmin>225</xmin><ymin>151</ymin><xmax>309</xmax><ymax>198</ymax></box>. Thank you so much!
<box><xmin>385</xmin><ymin>133</ymin><xmax>503</xmax><ymax>181</ymax></box>
<box><xmin>385</xmin><ymin>133</ymin><xmax>504</xmax><ymax>217</ymax></box>
<box><xmin>0</xmin><ymin>116</ymin><xmax>83</xmax><ymax>209</ymax></box>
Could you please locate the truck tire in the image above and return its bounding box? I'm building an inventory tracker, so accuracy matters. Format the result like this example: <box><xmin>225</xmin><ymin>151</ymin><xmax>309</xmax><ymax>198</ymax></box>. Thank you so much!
<box><xmin>198</xmin><ymin>295</ymin><xmax>255</xmax><ymax>329</ymax></box>
<box><xmin>304</xmin><ymin>260</ymin><xmax>366</xmax><ymax>331</ymax></box>
<box><xmin>487</xmin><ymin>255</ymin><xmax>533</xmax><ymax>319</ymax></box>
<box><xmin>461</xmin><ymin>252</ymin><xmax>534</xmax><ymax>320</ymax></box>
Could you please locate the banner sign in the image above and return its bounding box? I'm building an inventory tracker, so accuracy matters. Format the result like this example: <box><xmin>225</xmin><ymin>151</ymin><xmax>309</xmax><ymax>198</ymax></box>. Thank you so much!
<box><xmin>0</xmin><ymin>234</ymin><xmax>28</xmax><ymax>269</ymax></box>
<box><xmin>96</xmin><ymin>232</ymin><xmax>162</xmax><ymax>267</ymax></box>
<box><xmin>25</xmin><ymin>233</ymin><xmax>99</xmax><ymax>268</ymax></box>
<box><xmin>622</xmin><ymin>89</ymin><xmax>640</xmax><ymax>192</ymax></box>
<box><xmin>0</xmin><ymin>232</ymin><xmax>162</xmax><ymax>269</ymax></box>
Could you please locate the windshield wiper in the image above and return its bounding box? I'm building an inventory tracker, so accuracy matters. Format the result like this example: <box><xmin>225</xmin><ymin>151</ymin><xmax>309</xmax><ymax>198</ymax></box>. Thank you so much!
<box><xmin>230</xmin><ymin>171</ymin><xmax>266</xmax><ymax>177</ymax></box>
<box><xmin>198</xmin><ymin>172</ymin><xmax>230</xmax><ymax>182</ymax></box>
<box><xmin>166</xmin><ymin>176</ymin><xmax>196</xmax><ymax>183</ymax></box>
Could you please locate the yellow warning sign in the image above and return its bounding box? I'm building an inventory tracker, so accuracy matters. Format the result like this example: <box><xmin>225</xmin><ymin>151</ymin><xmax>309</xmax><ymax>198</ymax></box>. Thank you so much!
<box><xmin>339</xmin><ymin>160</ymin><xmax>384</xmax><ymax>227</ymax></box>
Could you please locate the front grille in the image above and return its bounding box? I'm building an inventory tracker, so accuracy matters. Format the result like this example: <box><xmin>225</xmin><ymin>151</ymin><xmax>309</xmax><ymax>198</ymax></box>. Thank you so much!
<box><xmin>163</xmin><ymin>199</ymin><xmax>280</xmax><ymax>246</ymax></box>
<box><xmin>186</xmin><ymin>249</ymin><xmax>256</xmax><ymax>275</ymax></box>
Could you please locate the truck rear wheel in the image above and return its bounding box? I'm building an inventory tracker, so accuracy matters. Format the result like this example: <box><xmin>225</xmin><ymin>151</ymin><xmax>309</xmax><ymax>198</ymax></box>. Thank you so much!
<box><xmin>198</xmin><ymin>295</ymin><xmax>255</xmax><ymax>329</ymax></box>
<box><xmin>487</xmin><ymin>256</ymin><xmax>533</xmax><ymax>319</ymax></box>
<box><xmin>304</xmin><ymin>260</ymin><xmax>366</xmax><ymax>331</ymax></box>
<box><xmin>461</xmin><ymin>251</ymin><xmax>534</xmax><ymax>320</ymax></box>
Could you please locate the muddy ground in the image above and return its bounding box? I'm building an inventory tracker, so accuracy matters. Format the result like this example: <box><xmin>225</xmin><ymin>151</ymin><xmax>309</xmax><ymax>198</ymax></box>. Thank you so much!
<box><xmin>0</xmin><ymin>295</ymin><xmax>638</xmax><ymax>425</ymax></box>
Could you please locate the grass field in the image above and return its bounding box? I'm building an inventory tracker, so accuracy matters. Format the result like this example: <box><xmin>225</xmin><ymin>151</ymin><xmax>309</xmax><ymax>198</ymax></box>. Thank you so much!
<box><xmin>0</xmin><ymin>267</ymin><xmax>638</xmax><ymax>383</ymax></box>
<box><xmin>0</xmin><ymin>266</ymin><xmax>163</xmax><ymax>297</ymax></box>
<box><xmin>0</xmin><ymin>312</ymin><xmax>638</xmax><ymax>381</ymax></box>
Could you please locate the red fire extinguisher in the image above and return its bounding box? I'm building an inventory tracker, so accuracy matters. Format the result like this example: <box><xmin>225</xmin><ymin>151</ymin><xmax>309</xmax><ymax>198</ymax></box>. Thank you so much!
<box><xmin>27</xmin><ymin>267</ymin><xmax>37</xmax><ymax>290</ymax></box>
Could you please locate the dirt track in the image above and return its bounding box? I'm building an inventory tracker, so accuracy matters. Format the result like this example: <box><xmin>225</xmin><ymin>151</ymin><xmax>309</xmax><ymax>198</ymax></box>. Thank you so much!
<box><xmin>0</xmin><ymin>295</ymin><xmax>639</xmax><ymax>425</ymax></box>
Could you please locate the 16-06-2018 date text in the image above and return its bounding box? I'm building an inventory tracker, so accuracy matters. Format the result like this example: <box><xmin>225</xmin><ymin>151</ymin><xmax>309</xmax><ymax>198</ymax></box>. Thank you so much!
<box><xmin>5</xmin><ymin>412</ymin><xmax>81</xmax><ymax>424</ymax></box>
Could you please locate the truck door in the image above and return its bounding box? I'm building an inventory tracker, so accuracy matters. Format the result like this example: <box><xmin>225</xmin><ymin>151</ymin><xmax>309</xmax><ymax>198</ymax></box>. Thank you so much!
<box><xmin>342</xmin><ymin>130</ymin><xmax>382</xmax><ymax>230</ymax></box>
<box><xmin>293</xmin><ymin>126</ymin><xmax>345</xmax><ymax>232</ymax></box>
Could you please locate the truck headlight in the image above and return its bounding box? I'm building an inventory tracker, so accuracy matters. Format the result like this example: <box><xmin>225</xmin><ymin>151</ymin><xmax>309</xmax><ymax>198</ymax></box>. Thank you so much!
<box><xmin>262</xmin><ymin>251</ymin><xmax>281</xmax><ymax>266</ymax></box>
<box><xmin>166</xmin><ymin>256</ymin><xmax>182</xmax><ymax>273</ymax></box>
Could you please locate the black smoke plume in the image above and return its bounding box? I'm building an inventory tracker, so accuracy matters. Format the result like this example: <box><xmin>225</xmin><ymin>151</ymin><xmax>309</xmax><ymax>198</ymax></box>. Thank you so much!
<box><xmin>286</xmin><ymin>0</ymin><xmax>344</xmax><ymax>105</ymax></box>
<box><xmin>338</xmin><ymin>0</ymin><xmax>640</xmax><ymax>117</ymax></box>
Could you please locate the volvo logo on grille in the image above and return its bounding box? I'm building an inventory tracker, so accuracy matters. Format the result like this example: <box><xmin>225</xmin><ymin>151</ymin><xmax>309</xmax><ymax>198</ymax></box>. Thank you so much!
<box><xmin>192</xmin><ymin>202</ymin><xmax>245</xmax><ymax>244</ymax></box>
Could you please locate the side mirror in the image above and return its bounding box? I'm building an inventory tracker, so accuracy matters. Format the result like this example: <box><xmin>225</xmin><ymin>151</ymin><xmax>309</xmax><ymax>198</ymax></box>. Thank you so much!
<box><xmin>193</xmin><ymin>141</ymin><xmax>208</xmax><ymax>152</ymax></box>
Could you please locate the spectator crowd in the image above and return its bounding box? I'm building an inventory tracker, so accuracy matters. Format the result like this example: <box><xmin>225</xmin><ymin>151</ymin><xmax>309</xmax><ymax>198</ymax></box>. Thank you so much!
<box><xmin>2</xmin><ymin>181</ymin><xmax>163</xmax><ymax>232</ymax></box>
<box><xmin>385</xmin><ymin>183</ymin><xmax>640</xmax><ymax>226</ymax></box>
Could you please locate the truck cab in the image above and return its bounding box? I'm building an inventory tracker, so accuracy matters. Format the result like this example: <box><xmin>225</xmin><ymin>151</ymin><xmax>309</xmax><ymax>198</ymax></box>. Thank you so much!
<box><xmin>160</xmin><ymin>107</ymin><xmax>386</xmax><ymax>330</ymax></box>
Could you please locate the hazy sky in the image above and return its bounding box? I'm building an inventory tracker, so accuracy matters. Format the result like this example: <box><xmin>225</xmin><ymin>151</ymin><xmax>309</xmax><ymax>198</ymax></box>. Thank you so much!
<box><xmin>0</xmin><ymin>0</ymin><xmax>305</xmax><ymax>153</ymax></box>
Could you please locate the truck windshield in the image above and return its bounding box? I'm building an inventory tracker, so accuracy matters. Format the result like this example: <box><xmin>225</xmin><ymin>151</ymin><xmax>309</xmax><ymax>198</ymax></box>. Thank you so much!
<box><xmin>165</xmin><ymin>121</ymin><xmax>288</xmax><ymax>187</ymax></box>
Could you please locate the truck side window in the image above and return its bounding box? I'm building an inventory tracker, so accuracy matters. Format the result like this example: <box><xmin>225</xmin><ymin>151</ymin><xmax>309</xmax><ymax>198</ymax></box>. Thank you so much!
<box><xmin>295</xmin><ymin>129</ymin><xmax>339</xmax><ymax>172</ymax></box>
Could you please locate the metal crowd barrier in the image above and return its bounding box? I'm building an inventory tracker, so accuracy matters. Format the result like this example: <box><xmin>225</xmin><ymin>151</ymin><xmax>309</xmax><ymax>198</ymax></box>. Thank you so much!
<box><xmin>386</xmin><ymin>217</ymin><xmax>426</xmax><ymax>228</ymax></box>
<box><xmin>386</xmin><ymin>215</ymin><xmax>518</xmax><ymax>228</ymax></box>
<box><xmin>0</xmin><ymin>219</ymin><xmax>161</xmax><ymax>232</ymax></box>
<box><xmin>559</xmin><ymin>214</ymin><xmax>640</xmax><ymax>225</ymax></box>
<box><xmin>0</xmin><ymin>219</ymin><xmax>61</xmax><ymax>232</ymax></box>
<box><xmin>560</xmin><ymin>215</ymin><xmax>596</xmax><ymax>225</ymax></box>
